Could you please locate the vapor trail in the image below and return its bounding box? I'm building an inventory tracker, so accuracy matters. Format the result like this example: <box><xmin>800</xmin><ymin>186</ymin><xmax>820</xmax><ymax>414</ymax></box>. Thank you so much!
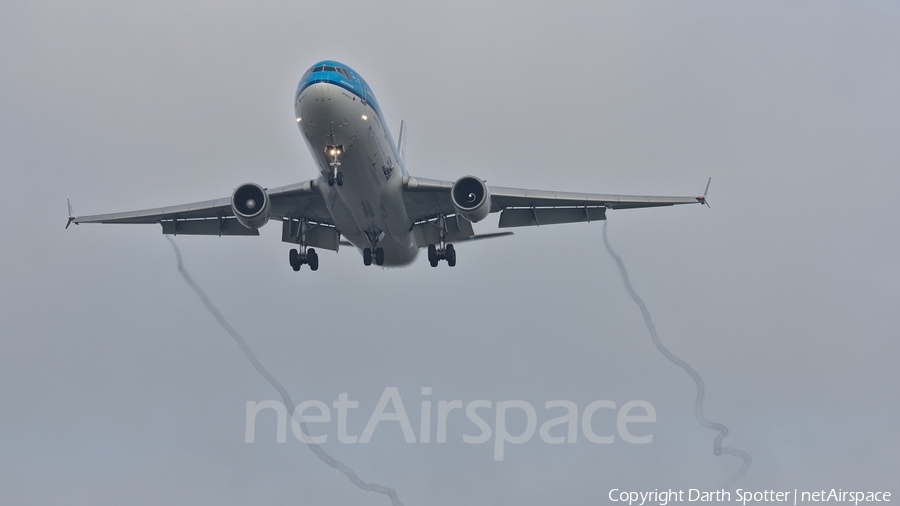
<box><xmin>165</xmin><ymin>237</ymin><xmax>403</xmax><ymax>506</ymax></box>
<box><xmin>601</xmin><ymin>222</ymin><xmax>751</xmax><ymax>488</ymax></box>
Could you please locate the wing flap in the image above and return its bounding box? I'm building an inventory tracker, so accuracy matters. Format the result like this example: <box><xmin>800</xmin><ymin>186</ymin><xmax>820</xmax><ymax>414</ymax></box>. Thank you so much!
<box><xmin>412</xmin><ymin>216</ymin><xmax>474</xmax><ymax>246</ymax></box>
<box><xmin>161</xmin><ymin>217</ymin><xmax>259</xmax><ymax>236</ymax></box>
<box><xmin>281</xmin><ymin>219</ymin><xmax>340</xmax><ymax>252</ymax></box>
<box><xmin>498</xmin><ymin>207</ymin><xmax>606</xmax><ymax>228</ymax></box>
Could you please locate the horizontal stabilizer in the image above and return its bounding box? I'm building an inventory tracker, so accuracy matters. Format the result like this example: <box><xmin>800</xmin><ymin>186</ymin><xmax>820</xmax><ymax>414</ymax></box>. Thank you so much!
<box><xmin>456</xmin><ymin>231</ymin><xmax>514</xmax><ymax>242</ymax></box>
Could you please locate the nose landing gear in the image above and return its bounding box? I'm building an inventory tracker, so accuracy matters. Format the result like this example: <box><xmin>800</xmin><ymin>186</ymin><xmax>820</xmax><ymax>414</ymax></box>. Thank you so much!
<box><xmin>327</xmin><ymin>171</ymin><xmax>344</xmax><ymax>187</ymax></box>
<box><xmin>326</xmin><ymin>145</ymin><xmax>344</xmax><ymax>187</ymax></box>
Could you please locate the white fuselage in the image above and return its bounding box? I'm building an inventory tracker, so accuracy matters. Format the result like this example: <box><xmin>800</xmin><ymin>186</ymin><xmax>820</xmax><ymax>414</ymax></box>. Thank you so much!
<box><xmin>295</xmin><ymin>82</ymin><xmax>418</xmax><ymax>266</ymax></box>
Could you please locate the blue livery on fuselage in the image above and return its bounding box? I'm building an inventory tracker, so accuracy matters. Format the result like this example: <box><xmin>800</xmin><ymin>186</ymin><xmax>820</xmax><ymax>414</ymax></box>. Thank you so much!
<box><xmin>294</xmin><ymin>60</ymin><xmax>417</xmax><ymax>266</ymax></box>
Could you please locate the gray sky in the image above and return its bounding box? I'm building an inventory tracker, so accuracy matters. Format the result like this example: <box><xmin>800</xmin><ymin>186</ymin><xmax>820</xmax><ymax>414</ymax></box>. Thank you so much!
<box><xmin>1</xmin><ymin>1</ymin><xmax>898</xmax><ymax>504</ymax></box>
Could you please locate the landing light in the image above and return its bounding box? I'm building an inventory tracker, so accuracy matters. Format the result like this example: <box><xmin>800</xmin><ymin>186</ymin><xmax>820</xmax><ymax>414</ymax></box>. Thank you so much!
<box><xmin>361</xmin><ymin>115</ymin><xmax>368</xmax><ymax>120</ymax></box>
<box><xmin>297</xmin><ymin>117</ymin><xmax>301</xmax><ymax>122</ymax></box>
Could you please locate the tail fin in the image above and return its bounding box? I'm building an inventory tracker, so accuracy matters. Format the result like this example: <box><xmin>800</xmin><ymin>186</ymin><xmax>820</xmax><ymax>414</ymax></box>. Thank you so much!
<box><xmin>397</xmin><ymin>120</ymin><xmax>408</xmax><ymax>164</ymax></box>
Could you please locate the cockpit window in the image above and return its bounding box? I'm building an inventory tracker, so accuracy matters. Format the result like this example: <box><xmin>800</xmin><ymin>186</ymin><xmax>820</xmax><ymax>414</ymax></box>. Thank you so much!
<box><xmin>307</xmin><ymin>64</ymin><xmax>351</xmax><ymax>81</ymax></box>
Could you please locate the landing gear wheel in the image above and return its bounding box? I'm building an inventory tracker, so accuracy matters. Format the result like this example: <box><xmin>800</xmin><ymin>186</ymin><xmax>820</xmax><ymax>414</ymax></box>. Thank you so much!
<box><xmin>363</xmin><ymin>247</ymin><xmax>372</xmax><ymax>266</ymax></box>
<box><xmin>427</xmin><ymin>244</ymin><xmax>438</xmax><ymax>267</ymax></box>
<box><xmin>327</xmin><ymin>173</ymin><xmax>335</xmax><ymax>186</ymax></box>
<box><xmin>307</xmin><ymin>248</ymin><xmax>319</xmax><ymax>271</ymax></box>
<box><xmin>374</xmin><ymin>247</ymin><xmax>385</xmax><ymax>266</ymax></box>
<box><xmin>445</xmin><ymin>244</ymin><xmax>456</xmax><ymax>267</ymax></box>
<box><xmin>289</xmin><ymin>249</ymin><xmax>301</xmax><ymax>271</ymax></box>
<box><xmin>336</xmin><ymin>171</ymin><xmax>344</xmax><ymax>186</ymax></box>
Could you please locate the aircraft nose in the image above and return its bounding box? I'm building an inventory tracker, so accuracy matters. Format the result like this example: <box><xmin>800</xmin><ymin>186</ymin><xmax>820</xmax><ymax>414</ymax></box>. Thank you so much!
<box><xmin>302</xmin><ymin>82</ymin><xmax>333</xmax><ymax>103</ymax></box>
<box><xmin>296</xmin><ymin>83</ymin><xmax>334</xmax><ymax>126</ymax></box>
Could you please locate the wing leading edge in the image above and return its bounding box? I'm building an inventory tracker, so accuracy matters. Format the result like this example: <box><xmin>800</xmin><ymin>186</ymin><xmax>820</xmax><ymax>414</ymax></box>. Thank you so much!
<box><xmin>401</xmin><ymin>176</ymin><xmax>706</xmax><ymax>228</ymax></box>
<box><xmin>70</xmin><ymin>179</ymin><xmax>332</xmax><ymax>237</ymax></box>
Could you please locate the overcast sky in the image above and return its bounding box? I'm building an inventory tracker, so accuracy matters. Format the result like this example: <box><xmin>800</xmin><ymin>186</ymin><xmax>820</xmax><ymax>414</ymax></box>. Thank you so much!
<box><xmin>1</xmin><ymin>1</ymin><xmax>898</xmax><ymax>504</ymax></box>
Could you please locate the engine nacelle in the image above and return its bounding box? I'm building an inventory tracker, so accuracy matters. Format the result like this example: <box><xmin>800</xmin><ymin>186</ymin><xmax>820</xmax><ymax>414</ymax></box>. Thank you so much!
<box><xmin>231</xmin><ymin>183</ymin><xmax>271</xmax><ymax>230</ymax></box>
<box><xmin>451</xmin><ymin>176</ymin><xmax>491</xmax><ymax>223</ymax></box>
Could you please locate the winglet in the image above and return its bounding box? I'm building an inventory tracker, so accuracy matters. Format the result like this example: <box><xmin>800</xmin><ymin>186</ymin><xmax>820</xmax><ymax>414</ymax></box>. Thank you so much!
<box><xmin>697</xmin><ymin>177</ymin><xmax>711</xmax><ymax>208</ymax></box>
<box><xmin>66</xmin><ymin>197</ymin><xmax>75</xmax><ymax>229</ymax></box>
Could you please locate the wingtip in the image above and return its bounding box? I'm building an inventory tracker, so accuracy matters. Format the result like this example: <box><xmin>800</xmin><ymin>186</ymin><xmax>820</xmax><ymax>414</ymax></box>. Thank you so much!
<box><xmin>66</xmin><ymin>197</ymin><xmax>76</xmax><ymax>228</ymax></box>
<box><xmin>699</xmin><ymin>177</ymin><xmax>711</xmax><ymax>207</ymax></box>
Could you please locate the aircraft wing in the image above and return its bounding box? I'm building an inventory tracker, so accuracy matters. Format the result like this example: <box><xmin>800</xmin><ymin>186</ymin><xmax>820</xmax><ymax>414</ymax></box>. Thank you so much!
<box><xmin>69</xmin><ymin>179</ymin><xmax>332</xmax><ymax>236</ymax></box>
<box><xmin>402</xmin><ymin>176</ymin><xmax>706</xmax><ymax>227</ymax></box>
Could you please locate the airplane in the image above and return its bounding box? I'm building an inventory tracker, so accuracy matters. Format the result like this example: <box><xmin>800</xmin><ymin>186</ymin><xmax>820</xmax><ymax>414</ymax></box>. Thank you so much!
<box><xmin>68</xmin><ymin>60</ymin><xmax>709</xmax><ymax>271</ymax></box>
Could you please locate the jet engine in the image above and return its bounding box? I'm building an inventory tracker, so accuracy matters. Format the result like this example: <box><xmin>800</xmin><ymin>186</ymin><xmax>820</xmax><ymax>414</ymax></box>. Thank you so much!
<box><xmin>231</xmin><ymin>183</ymin><xmax>271</xmax><ymax>230</ymax></box>
<box><xmin>450</xmin><ymin>176</ymin><xmax>491</xmax><ymax>223</ymax></box>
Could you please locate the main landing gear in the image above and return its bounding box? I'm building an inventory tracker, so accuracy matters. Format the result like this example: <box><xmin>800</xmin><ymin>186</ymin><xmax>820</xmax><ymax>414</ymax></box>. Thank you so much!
<box><xmin>288</xmin><ymin>219</ymin><xmax>318</xmax><ymax>271</ymax></box>
<box><xmin>289</xmin><ymin>247</ymin><xmax>318</xmax><ymax>271</ymax></box>
<box><xmin>363</xmin><ymin>247</ymin><xmax>385</xmax><ymax>266</ymax></box>
<box><xmin>326</xmin><ymin>145</ymin><xmax>344</xmax><ymax>187</ymax></box>
<box><xmin>362</xmin><ymin>230</ymin><xmax>385</xmax><ymax>267</ymax></box>
<box><xmin>428</xmin><ymin>243</ymin><xmax>455</xmax><ymax>267</ymax></box>
<box><xmin>427</xmin><ymin>214</ymin><xmax>456</xmax><ymax>267</ymax></box>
